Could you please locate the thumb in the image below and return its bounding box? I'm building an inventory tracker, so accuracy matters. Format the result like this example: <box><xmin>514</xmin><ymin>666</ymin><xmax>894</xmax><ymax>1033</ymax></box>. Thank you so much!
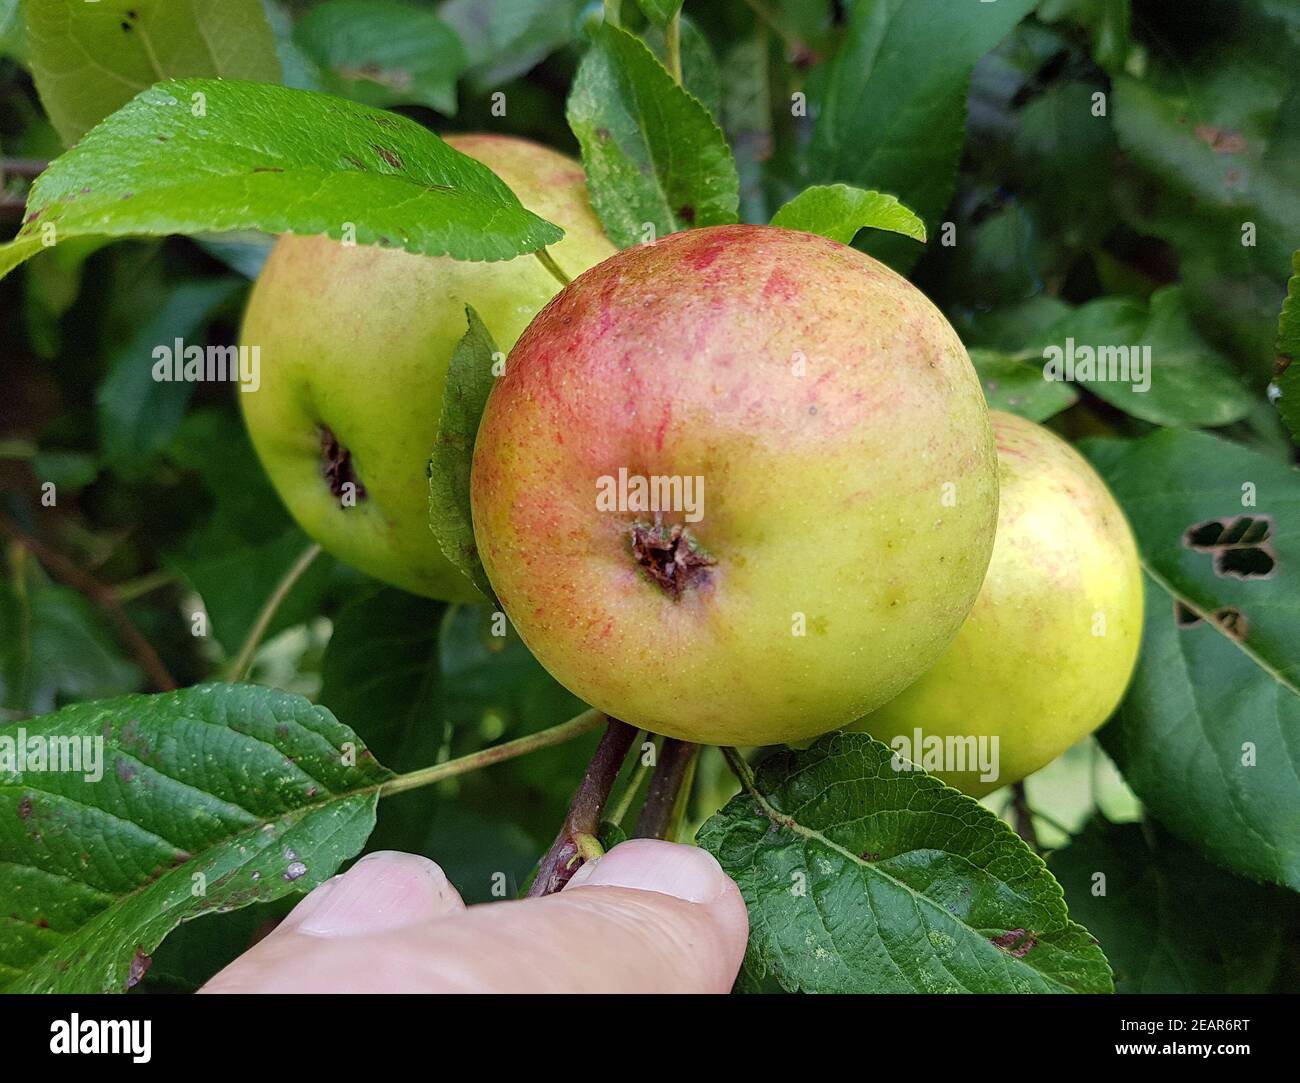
<box><xmin>202</xmin><ymin>840</ymin><xmax>748</xmax><ymax>993</ymax></box>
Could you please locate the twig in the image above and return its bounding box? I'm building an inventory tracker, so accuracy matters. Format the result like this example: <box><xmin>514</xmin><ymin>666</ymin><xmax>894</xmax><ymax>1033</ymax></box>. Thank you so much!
<box><xmin>527</xmin><ymin>716</ymin><xmax>639</xmax><ymax>896</ymax></box>
<box><xmin>1010</xmin><ymin>782</ymin><xmax>1040</xmax><ymax>851</ymax></box>
<box><xmin>0</xmin><ymin>193</ymin><xmax>27</xmax><ymax>223</ymax></box>
<box><xmin>740</xmin><ymin>0</ymin><xmax>815</xmax><ymax>64</ymax></box>
<box><xmin>635</xmin><ymin>737</ymin><xmax>698</xmax><ymax>840</ymax></box>
<box><xmin>0</xmin><ymin>515</ymin><xmax>177</xmax><ymax>692</ymax></box>
<box><xmin>1</xmin><ymin>158</ymin><xmax>48</xmax><ymax>180</ymax></box>
<box><xmin>113</xmin><ymin>569</ymin><xmax>178</xmax><ymax>603</ymax></box>
<box><xmin>380</xmin><ymin>709</ymin><xmax>606</xmax><ymax>798</ymax></box>
<box><xmin>224</xmin><ymin>542</ymin><xmax>321</xmax><ymax>681</ymax></box>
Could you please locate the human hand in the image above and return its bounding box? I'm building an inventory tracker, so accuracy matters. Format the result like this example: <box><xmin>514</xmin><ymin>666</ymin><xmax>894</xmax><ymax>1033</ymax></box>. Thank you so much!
<box><xmin>201</xmin><ymin>839</ymin><xmax>748</xmax><ymax>993</ymax></box>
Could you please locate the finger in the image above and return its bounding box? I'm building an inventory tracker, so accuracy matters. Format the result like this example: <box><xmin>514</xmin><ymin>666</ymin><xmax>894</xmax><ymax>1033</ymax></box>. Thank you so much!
<box><xmin>202</xmin><ymin>840</ymin><xmax>747</xmax><ymax>993</ymax></box>
<box><xmin>201</xmin><ymin>851</ymin><xmax>465</xmax><ymax>992</ymax></box>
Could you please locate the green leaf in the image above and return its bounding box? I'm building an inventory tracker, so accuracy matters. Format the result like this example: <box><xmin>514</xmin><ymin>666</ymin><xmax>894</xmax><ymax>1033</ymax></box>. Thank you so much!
<box><xmin>25</xmin><ymin>0</ymin><xmax>281</xmax><ymax>145</ymax></box>
<box><xmin>697</xmin><ymin>734</ymin><xmax>1113</xmax><ymax>993</ymax></box>
<box><xmin>437</xmin><ymin>607</ymin><xmax>586</xmax><ymax>752</ymax></box>
<box><xmin>719</xmin><ymin>33</ymin><xmax>771</xmax><ymax>222</ymax></box>
<box><xmin>598</xmin><ymin>819</ymin><xmax>629</xmax><ymax>850</ymax></box>
<box><xmin>0</xmin><ymin>78</ymin><xmax>565</xmax><ymax>281</ymax></box>
<box><xmin>169</xmin><ymin>529</ymin><xmax>335</xmax><ymax>657</ymax></box>
<box><xmin>1081</xmin><ymin>429</ymin><xmax>1300</xmax><ymax>890</ymax></box>
<box><xmin>0</xmin><ymin>579</ymin><xmax>142</xmax><ymax>717</ymax></box>
<box><xmin>28</xmin><ymin>449</ymin><xmax>98</xmax><ymax>492</ymax></box>
<box><xmin>96</xmin><ymin>277</ymin><xmax>244</xmax><ymax>475</ymax></box>
<box><xmin>968</xmin><ymin>347</ymin><xmax>1078</xmax><ymax>422</ymax></box>
<box><xmin>1051</xmin><ymin>816</ymin><xmax>1291</xmax><ymax>992</ymax></box>
<box><xmin>294</xmin><ymin>0</ymin><xmax>466</xmax><ymax>115</ymax></box>
<box><xmin>566</xmin><ymin>23</ymin><xmax>739</xmax><ymax>247</ymax></box>
<box><xmin>1036</xmin><ymin>0</ymin><xmax>1133</xmax><ymax>72</ymax></box>
<box><xmin>0</xmin><ymin>683</ymin><xmax>392</xmax><ymax>992</ymax></box>
<box><xmin>439</xmin><ymin>0</ymin><xmax>581</xmax><ymax>89</ymax></box>
<box><xmin>320</xmin><ymin>587</ymin><xmax>445</xmax><ymax>773</ymax></box>
<box><xmin>1109</xmin><ymin>45</ymin><xmax>1299</xmax><ymax>382</ymax></box>
<box><xmin>769</xmin><ymin>183</ymin><xmax>926</xmax><ymax>245</ymax></box>
<box><xmin>635</xmin><ymin>0</ymin><xmax>685</xmax><ymax>29</ymax></box>
<box><xmin>1042</xmin><ymin>287</ymin><xmax>1256</xmax><ymax>427</ymax></box>
<box><xmin>429</xmin><ymin>306</ymin><xmax>498</xmax><ymax>601</ymax></box>
<box><xmin>806</xmin><ymin>0</ymin><xmax>1036</xmax><ymax>270</ymax></box>
<box><xmin>0</xmin><ymin>0</ymin><xmax>25</xmax><ymax>63</ymax></box>
<box><xmin>1274</xmin><ymin>251</ymin><xmax>1300</xmax><ymax>442</ymax></box>
<box><xmin>644</xmin><ymin>14</ymin><xmax>721</xmax><ymax>119</ymax></box>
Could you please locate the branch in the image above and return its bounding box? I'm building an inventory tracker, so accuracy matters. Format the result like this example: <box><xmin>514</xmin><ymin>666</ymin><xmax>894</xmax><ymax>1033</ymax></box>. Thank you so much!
<box><xmin>1010</xmin><ymin>782</ymin><xmax>1040</xmax><ymax>851</ymax></box>
<box><xmin>635</xmin><ymin>737</ymin><xmax>698</xmax><ymax>840</ymax></box>
<box><xmin>527</xmin><ymin>716</ymin><xmax>639</xmax><ymax>897</ymax></box>
<box><xmin>0</xmin><ymin>515</ymin><xmax>177</xmax><ymax>692</ymax></box>
<box><xmin>1</xmin><ymin>157</ymin><xmax>49</xmax><ymax>180</ymax></box>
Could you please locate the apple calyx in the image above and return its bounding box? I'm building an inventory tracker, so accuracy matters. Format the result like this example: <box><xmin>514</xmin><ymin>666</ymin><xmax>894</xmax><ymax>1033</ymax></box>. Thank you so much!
<box><xmin>630</xmin><ymin>518</ymin><xmax>714</xmax><ymax>598</ymax></box>
<box><xmin>319</xmin><ymin>425</ymin><xmax>366</xmax><ymax>502</ymax></box>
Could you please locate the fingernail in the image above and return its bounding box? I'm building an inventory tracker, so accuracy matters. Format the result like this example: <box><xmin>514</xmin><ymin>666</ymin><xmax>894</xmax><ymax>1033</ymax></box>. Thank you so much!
<box><xmin>564</xmin><ymin>839</ymin><xmax>730</xmax><ymax>904</ymax></box>
<box><xmin>291</xmin><ymin>851</ymin><xmax>461</xmax><ymax>937</ymax></box>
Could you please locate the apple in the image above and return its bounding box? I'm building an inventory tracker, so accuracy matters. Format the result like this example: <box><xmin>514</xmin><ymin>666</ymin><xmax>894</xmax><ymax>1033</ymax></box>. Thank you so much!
<box><xmin>239</xmin><ymin>134</ymin><xmax>617</xmax><ymax>600</ymax></box>
<box><xmin>851</xmin><ymin>410</ymin><xmax>1144</xmax><ymax>796</ymax></box>
<box><xmin>470</xmin><ymin>224</ymin><xmax>1000</xmax><ymax>746</ymax></box>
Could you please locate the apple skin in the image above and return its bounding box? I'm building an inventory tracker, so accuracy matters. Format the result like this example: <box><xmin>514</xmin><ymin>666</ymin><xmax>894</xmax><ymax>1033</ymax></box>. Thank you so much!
<box><xmin>851</xmin><ymin>410</ymin><xmax>1144</xmax><ymax>796</ymax></box>
<box><xmin>470</xmin><ymin>224</ymin><xmax>1000</xmax><ymax>746</ymax></box>
<box><xmin>239</xmin><ymin>134</ymin><xmax>616</xmax><ymax>600</ymax></box>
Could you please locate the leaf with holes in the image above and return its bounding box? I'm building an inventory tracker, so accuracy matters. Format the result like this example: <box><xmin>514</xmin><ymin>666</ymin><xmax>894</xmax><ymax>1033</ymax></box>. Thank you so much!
<box><xmin>1081</xmin><ymin>429</ymin><xmax>1300</xmax><ymax>889</ymax></box>
<box><xmin>0</xmin><ymin>79</ymin><xmax>564</xmax><ymax>281</ymax></box>
<box><xmin>25</xmin><ymin>0</ymin><xmax>282</xmax><ymax>145</ymax></box>
<box><xmin>697</xmin><ymin>733</ymin><xmax>1112</xmax><ymax>993</ymax></box>
<box><xmin>430</xmin><ymin>305</ymin><xmax>497</xmax><ymax>601</ymax></box>
<box><xmin>1275</xmin><ymin>251</ymin><xmax>1300</xmax><ymax>443</ymax></box>
<box><xmin>566</xmin><ymin>23</ymin><xmax>738</xmax><ymax>248</ymax></box>
<box><xmin>769</xmin><ymin>184</ymin><xmax>926</xmax><ymax>246</ymax></box>
<box><xmin>0</xmin><ymin>683</ymin><xmax>392</xmax><ymax>993</ymax></box>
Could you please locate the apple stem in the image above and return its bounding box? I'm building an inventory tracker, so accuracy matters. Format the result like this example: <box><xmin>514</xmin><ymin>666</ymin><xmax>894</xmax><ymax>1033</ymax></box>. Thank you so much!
<box><xmin>634</xmin><ymin>738</ymin><xmax>698</xmax><ymax>840</ymax></box>
<box><xmin>606</xmin><ymin>731</ymin><xmax>655</xmax><ymax>826</ymax></box>
<box><xmin>534</xmin><ymin>247</ymin><xmax>572</xmax><ymax>289</ymax></box>
<box><xmin>527</xmin><ymin>716</ymin><xmax>640</xmax><ymax>896</ymax></box>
